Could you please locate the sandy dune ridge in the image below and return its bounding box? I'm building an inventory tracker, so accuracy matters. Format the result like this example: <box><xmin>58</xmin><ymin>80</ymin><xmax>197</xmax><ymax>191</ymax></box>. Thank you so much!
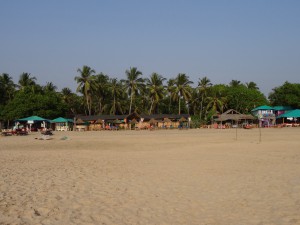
<box><xmin>1</xmin><ymin>128</ymin><xmax>300</xmax><ymax>225</ymax></box>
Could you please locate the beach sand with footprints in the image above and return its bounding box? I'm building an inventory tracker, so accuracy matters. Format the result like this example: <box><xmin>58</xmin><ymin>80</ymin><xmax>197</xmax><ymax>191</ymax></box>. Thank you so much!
<box><xmin>1</xmin><ymin>128</ymin><xmax>300</xmax><ymax>225</ymax></box>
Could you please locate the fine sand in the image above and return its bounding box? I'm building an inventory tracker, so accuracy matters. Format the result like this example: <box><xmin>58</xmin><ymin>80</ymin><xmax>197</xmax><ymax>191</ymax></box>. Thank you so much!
<box><xmin>1</xmin><ymin>128</ymin><xmax>300</xmax><ymax>225</ymax></box>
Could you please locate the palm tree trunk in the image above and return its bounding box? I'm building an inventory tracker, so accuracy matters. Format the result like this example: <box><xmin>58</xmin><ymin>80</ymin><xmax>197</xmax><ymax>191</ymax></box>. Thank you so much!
<box><xmin>149</xmin><ymin>99</ymin><xmax>154</xmax><ymax>115</ymax></box>
<box><xmin>129</xmin><ymin>93</ymin><xmax>133</xmax><ymax>114</ymax></box>
<box><xmin>186</xmin><ymin>101</ymin><xmax>189</xmax><ymax>115</ymax></box>
<box><xmin>200</xmin><ymin>95</ymin><xmax>204</xmax><ymax>121</ymax></box>
<box><xmin>99</xmin><ymin>101</ymin><xmax>102</xmax><ymax>115</ymax></box>
<box><xmin>178</xmin><ymin>97</ymin><xmax>181</xmax><ymax>115</ymax></box>
<box><xmin>86</xmin><ymin>95</ymin><xmax>91</xmax><ymax>116</ymax></box>
<box><xmin>113</xmin><ymin>95</ymin><xmax>116</xmax><ymax>115</ymax></box>
<box><xmin>169</xmin><ymin>96</ymin><xmax>171</xmax><ymax>114</ymax></box>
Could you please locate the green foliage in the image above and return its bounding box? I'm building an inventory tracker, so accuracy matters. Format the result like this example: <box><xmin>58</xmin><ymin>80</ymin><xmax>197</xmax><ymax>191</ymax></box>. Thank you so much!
<box><xmin>269</xmin><ymin>82</ymin><xmax>300</xmax><ymax>108</ymax></box>
<box><xmin>225</xmin><ymin>85</ymin><xmax>268</xmax><ymax>113</ymax></box>
<box><xmin>190</xmin><ymin>115</ymin><xmax>201</xmax><ymax>128</ymax></box>
<box><xmin>1</xmin><ymin>88</ymin><xmax>67</xmax><ymax>120</ymax></box>
<box><xmin>0</xmin><ymin>69</ymin><xmax>298</xmax><ymax>124</ymax></box>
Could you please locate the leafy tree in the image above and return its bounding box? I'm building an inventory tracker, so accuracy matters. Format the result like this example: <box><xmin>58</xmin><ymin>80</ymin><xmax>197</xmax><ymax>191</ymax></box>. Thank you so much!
<box><xmin>2</xmin><ymin>87</ymin><xmax>67</xmax><ymax>122</ymax></box>
<box><xmin>74</xmin><ymin>65</ymin><xmax>96</xmax><ymax>115</ymax></box>
<box><xmin>269</xmin><ymin>82</ymin><xmax>300</xmax><ymax>108</ymax></box>
<box><xmin>226</xmin><ymin>84</ymin><xmax>267</xmax><ymax>113</ymax></box>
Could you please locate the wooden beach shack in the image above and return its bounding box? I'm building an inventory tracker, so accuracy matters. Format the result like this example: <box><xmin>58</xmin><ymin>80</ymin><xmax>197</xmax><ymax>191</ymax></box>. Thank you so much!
<box><xmin>276</xmin><ymin>109</ymin><xmax>300</xmax><ymax>127</ymax></box>
<box><xmin>251</xmin><ymin>105</ymin><xmax>276</xmax><ymax>127</ymax></box>
<box><xmin>75</xmin><ymin>113</ymin><xmax>191</xmax><ymax>130</ymax></box>
<box><xmin>16</xmin><ymin>115</ymin><xmax>50</xmax><ymax>131</ymax></box>
<box><xmin>51</xmin><ymin>117</ymin><xmax>74</xmax><ymax>131</ymax></box>
<box><xmin>214</xmin><ymin>109</ymin><xmax>255</xmax><ymax>128</ymax></box>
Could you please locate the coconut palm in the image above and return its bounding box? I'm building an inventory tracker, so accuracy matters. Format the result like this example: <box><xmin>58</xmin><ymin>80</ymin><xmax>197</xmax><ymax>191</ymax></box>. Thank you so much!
<box><xmin>172</xmin><ymin>73</ymin><xmax>193</xmax><ymax>115</ymax></box>
<box><xmin>93</xmin><ymin>73</ymin><xmax>109</xmax><ymax>114</ymax></box>
<box><xmin>246</xmin><ymin>81</ymin><xmax>259</xmax><ymax>90</ymax></box>
<box><xmin>122</xmin><ymin>67</ymin><xmax>144</xmax><ymax>114</ymax></box>
<box><xmin>18</xmin><ymin>72</ymin><xmax>36</xmax><ymax>89</ymax></box>
<box><xmin>107</xmin><ymin>78</ymin><xmax>124</xmax><ymax>115</ymax></box>
<box><xmin>74</xmin><ymin>65</ymin><xmax>96</xmax><ymax>115</ymax></box>
<box><xmin>60</xmin><ymin>87</ymin><xmax>80</xmax><ymax>115</ymax></box>
<box><xmin>166</xmin><ymin>78</ymin><xmax>176</xmax><ymax>114</ymax></box>
<box><xmin>189</xmin><ymin>88</ymin><xmax>200</xmax><ymax>115</ymax></box>
<box><xmin>206</xmin><ymin>91</ymin><xmax>227</xmax><ymax>114</ymax></box>
<box><xmin>44</xmin><ymin>82</ymin><xmax>57</xmax><ymax>92</ymax></box>
<box><xmin>146</xmin><ymin>73</ymin><xmax>166</xmax><ymax>114</ymax></box>
<box><xmin>198</xmin><ymin>77</ymin><xmax>212</xmax><ymax>120</ymax></box>
<box><xmin>229</xmin><ymin>80</ymin><xmax>241</xmax><ymax>87</ymax></box>
<box><xmin>0</xmin><ymin>73</ymin><xmax>16</xmax><ymax>103</ymax></box>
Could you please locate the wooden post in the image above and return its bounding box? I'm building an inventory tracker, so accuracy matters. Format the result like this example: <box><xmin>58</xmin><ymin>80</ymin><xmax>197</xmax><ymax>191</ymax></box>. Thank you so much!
<box><xmin>259</xmin><ymin>120</ymin><xmax>262</xmax><ymax>143</ymax></box>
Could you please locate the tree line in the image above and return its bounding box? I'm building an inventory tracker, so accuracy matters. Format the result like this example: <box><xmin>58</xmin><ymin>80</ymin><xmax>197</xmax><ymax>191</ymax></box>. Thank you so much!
<box><xmin>1</xmin><ymin>65</ymin><xmax>300</xmax><ymax>127</ymax></box>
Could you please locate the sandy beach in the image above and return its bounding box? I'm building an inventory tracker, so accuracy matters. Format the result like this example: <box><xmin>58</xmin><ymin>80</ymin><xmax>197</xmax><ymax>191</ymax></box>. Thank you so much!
<box><xmin>1</xmin><ymin>128</ymin><xmax>300</xmax><ymax>225</ymax></box>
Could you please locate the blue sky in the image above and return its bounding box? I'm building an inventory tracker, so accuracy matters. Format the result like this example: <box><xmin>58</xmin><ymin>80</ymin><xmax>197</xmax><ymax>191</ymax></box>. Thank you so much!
<box><xmin>1</xmin><ymin>0</ymin><xmax>299</xmax><ymax>96</ymax></box>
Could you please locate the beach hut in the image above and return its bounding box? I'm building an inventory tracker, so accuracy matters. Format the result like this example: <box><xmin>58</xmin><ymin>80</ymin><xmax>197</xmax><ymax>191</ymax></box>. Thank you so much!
<box><xmin>51</xmin><ymin>117</ymin><xmax>73</xmax><ymax>131</ymax></box>
<box><xmin>75</xmin><ymin>118</ymin><xmax>88</xmax><ymax>131</ymax></box>
<box><xmin>251</xmin><ymin>105</ymin><xmax>275</xmax><ymax>127</ymax></box>
<box><xmin>214</xmin><ymin>109</ymin><xmax>255</xmax><ymax>128</ymax></box>
<box><xmin>16</xmin><ymin>115</ymin><xmax>50</xmax><ymax>131</ymax></box>
<box><xmin>162</xmin><ymin>117</ymin><xmax>172</xmax><ymax>129</ymax></box>
<box><xmin>277</xmin><ymin>109</ymin><xmax>300</xmax><ymax>126</ymax></box>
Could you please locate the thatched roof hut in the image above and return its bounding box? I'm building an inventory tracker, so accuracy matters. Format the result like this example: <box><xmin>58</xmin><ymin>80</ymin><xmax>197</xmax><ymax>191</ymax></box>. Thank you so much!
<box><xmin>130</xmin><ymin>118</ymin><xmax>138</xmax><ymax>124</ymax></box>
<box><xmin>149</xmin><ymin>118</ymin><xmax>158</xmax><ymax>124</ymax></box>
<box><xmin>214</xmin><ymin>109</ymin><xmax>255</xmax><ymax>122</ymax></box>
<box><xmin>76</xmin><ymin>118</ymin><xmax>85</xmax><ymax>124</ymax></box>
<box><xmin>163</xmin><ymin>118</ymin><xmax>171</xmax><ymax>123</ymax></box>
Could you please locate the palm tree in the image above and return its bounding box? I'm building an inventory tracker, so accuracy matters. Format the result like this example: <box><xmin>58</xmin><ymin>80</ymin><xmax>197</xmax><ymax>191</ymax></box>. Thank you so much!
<box><xmin>146</xmin><ymin>73</ymin><xmax>166</xmax><ymax>114</ymax></box>
<box><xmin>18</xmin><ymin>72</ymin><xmax>36</xmax><ymax>89</ymax></box>
<box><xmin>206</xmin><ymin>92</ymin><xmax>227</xmax><ymax>114</ymax></box>
<box><xmin>122</xmin><ymin>67</ymin><xmax>144</xmax><ymax>114</ymax></box>
<box><xmin>61</xmin><ymin>87</ymin><xmax>75</xmax><ymax>115</ymax></box>
<box><xmin>172</xmin><ymin>73</ymin><xmax>193</xmax><ymax>115</ymax></box>
<box><xmin>0</xmin><ymin>73</ymin><xmax>16</xmax><ymax>102</ymax></box>
<box><xmin>198</xmin><ymin>77</ymin><xmax>212</xmax><ymax>120</ymax></box>
<box><xmin>229</xmin><ymin>80</ymin><xmax>241</xmax><ymax>87</ymax></box>
<box><xmin>44</xmin><ymin>82</ymin><xmax>57</xmax><ymax>92</ymax></box>
<box><xmin>189</xmin><ymin>88</ymin><xmax>200</xmax><ymax>115</ymax></box>
<box><xmin>93</xmin><ymin>73</ymin><xmax>109</xmax><ymax>114</ymax></box>
<box><xmin>107</xmin><ymin>78</ymin><xmax>124</xmax><ymax>115</ymax></box>
<box><xmin>74</xmin><ymin>65</ymin><xmax>96</xmax><ymax>116</ymax></box>
<box><xmin>246</xmin><ymin>81</ymin><xmax>259</xmax><ymax>90</ymax></box>
<box><xmin>167</xmin><ymin>78</ymin><xmax>176</xmax><ymax>114</ymax></box>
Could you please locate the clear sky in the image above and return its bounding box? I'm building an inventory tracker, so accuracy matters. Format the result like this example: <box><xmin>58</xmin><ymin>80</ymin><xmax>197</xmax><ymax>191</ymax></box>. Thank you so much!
<box><xmin>1</xmin><ymin>0</ymin><xmax>299</xmax><ymax>96</ymax></box>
